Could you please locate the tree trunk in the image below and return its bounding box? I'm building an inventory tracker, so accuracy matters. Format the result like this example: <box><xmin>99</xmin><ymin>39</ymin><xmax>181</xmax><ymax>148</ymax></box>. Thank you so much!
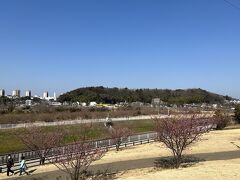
<box><xmin>71</xmin><ymin>170</ymin><xmax>79</xmax><ymax>180</ymax></box>
<box><xmin>175</xmin><ymin>154</ymin><xmax>182</xmax><ymax>168</ymax></box>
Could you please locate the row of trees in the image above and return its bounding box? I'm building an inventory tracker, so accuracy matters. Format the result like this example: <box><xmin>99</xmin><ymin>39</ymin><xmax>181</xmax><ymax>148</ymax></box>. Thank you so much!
<box><xmin>58</xmin><ymin>86</ymin><xmax>228</xmax><ymax>105</ymax></box>
<box><xmin>14</xmin><ymin>109</ymin><xmax>238</xmax><ymax>179</ymax></box>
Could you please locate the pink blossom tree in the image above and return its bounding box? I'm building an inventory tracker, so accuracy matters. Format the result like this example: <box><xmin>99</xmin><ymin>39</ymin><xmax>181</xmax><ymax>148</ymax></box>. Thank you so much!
<box><xmin>155</xmin><ymin>115</ymin><xmax>212</xmax><ymax>168</ymax></box>
<box><xmin>109</xmin><ymin>127</ymin><xmax>131</xmax><ymax>151</ymax></box>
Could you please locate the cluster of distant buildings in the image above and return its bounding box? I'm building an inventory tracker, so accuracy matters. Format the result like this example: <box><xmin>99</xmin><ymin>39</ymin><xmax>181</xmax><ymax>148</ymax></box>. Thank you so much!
<box><xmin>1</xmin><ymin>89</ymin><xmax>239</xmax><ymax>111</ymax></box>
<box><xmin>229</xmin><ymin>99</ymin><xmax>240</xmax><ymax>104</ymax></box>
<box><xmin>0</xmin><ymin>89</ymin><xmax>57</xmax><ymax>101</ymax></box>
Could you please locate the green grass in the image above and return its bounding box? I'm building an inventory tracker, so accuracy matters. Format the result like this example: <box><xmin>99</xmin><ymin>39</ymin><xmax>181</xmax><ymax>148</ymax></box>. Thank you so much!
<box><xmin>0</xmin><ymin>119</ymin><xmax>155</xmax><ymax>154</ymax></box>
<box><xmin>114</xmin><ymin>119</ymin><xmax>154</xmax><ymax>133</ymax></box>
<box><xmin>1</xmin><ymin>119</ymin><xmax>238</xmax><ymax>154</ymax></box>
<box><xmin>0</xmin><ymin>129</ymin><xmax>27</xmax><ymax>153</ymax></box>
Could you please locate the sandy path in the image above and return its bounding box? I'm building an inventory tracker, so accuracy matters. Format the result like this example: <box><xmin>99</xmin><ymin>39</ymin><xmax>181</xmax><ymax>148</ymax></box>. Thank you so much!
<box><xmin>1</xmin><ymin>129</ymin><xmax>240</xmax><ymax>180</ymax></box>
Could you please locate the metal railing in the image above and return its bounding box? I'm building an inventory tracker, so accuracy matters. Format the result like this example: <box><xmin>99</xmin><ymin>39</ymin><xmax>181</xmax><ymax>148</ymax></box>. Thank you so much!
<box><xmin>0</xmin><ymin>132</ymin><xmax>157</xmax><ymax>173</ymax></box>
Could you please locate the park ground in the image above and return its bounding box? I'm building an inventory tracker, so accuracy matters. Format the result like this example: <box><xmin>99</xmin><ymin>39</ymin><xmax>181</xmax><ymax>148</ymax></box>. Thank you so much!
<box><xmin>1</xmin><ymin>128</ymin><xmax>240</xmax><ymax>179</ymax></box>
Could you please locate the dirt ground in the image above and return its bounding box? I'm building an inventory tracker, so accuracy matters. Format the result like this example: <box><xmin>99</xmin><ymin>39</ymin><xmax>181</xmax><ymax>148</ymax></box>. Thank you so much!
<box><xmin>1</xmin><ymin>129</ymin><xmax>240</xmax><ymax>180</ymax></box>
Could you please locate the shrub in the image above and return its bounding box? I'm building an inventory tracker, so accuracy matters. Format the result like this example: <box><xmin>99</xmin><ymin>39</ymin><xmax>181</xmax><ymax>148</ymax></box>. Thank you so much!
<box><xmin>235</xmin><ymin>104</ymin><xmax>240</xmax><ymax>123</ymax></box>
<box><xmin>214</xmin><ymin>109</ymin><xmax>231</xmax><ymax>130</ymax></box>
<box><xmin>55</xmin><ymin>107</ymin><xmax>65</xmax><ymax>112</ymax></box>
<box><xmin>89</xmin><ymin>108</ymin><xmax>96</xmax><ymax>112</ymax></box>
<box><xmin>154</xmin><ymin>156</ymin><xmax>202</xmax><ymax>169</ymax></box>
<box><xmin>0</xmin><ymin>110</ymin><xmax>7</xmax><ymax>114</ymax></box>
<box><xmin>69</xmin><ymin>108</ymin><xmax>77</xmax><ymax>112</ymax></box>
<box><xmin>7</xmin><ymin>104</ymin><xmax>15</xmax><ymax>113</ymax></box>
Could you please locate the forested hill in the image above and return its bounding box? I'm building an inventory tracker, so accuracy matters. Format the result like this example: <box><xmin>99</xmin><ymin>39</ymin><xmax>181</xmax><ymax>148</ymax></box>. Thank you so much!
<box><xmin>58</xmin><ymin>87</ymin><xmax>231</xmax><ymax>105</ymax></box>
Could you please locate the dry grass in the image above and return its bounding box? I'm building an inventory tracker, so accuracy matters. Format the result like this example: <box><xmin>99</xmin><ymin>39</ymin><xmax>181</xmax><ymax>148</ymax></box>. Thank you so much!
<box><xmin>114</xmin><ymin>129</ymin><xmax>240</xmax><ymax>180</ymax></box>
<box><xmin>0</xmin><ymin>107</ymin><xmax>159</xmax><ymax>124</ymax></box>
<box><xmin>0</xmin><ymin>106</ymin><xmax>201</xmax><ymax>124</ymax></box>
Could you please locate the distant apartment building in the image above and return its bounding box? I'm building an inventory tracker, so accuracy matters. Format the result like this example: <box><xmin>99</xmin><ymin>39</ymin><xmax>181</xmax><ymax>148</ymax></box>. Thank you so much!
<box><xmin>152</xmin><ymin>98</ymin><xmax>161</xmax><ymax>105</ymax></box>
<box><xmin>25</xmin><ymin>90</ymin><xmax>31</xmax><ymax>97</ymax></box>
<box><xmin>53</xmin><ymin>92</ymin><xmax>57</xmax><ymax>101</ymax></box>
<box><xmin>151</xmin><ymin>98</ymin><xmax>165</xmax><ymax>107</ymax></box>
<box><xmin>43</xmin><ymin>91</ymin><xmax>48</xmax><ymax>99</ymax></box>
<box><xmin>12</xmin><ymin>90</ymin><xmax>20</xmax><ymax>97</ymax></box>
<box><xmin>0</xmin><ymin>89</ymin><xmax>5</xmax><ymax>97</ymax></box>
<box><xmin>42</xmin><ymin>91</ymin><xmax>57</xmax><ymax>101</ymax></box>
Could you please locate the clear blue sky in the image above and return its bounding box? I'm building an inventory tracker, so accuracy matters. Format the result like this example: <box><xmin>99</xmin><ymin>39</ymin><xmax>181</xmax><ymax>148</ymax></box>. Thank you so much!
<box><xmin>0</xmin><ymin>0</ymin><xmax>240</xmax><ymax>98</ymax></box>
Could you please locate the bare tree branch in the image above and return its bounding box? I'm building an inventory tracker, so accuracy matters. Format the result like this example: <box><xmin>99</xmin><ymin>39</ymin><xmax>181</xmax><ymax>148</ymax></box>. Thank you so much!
<box><xmin>109</xmin><ymin>126</ymin><xmax>131</xmax><ymax>151</ymax></box>
<box><xmin>50</xmin><ymin>124</ymin><xmax>107</xmax><ymax>180</ymax></box>
<box><xmin>16</xmin><ymin>125</ymin><xmax>64</xmax><ymax>165</ymax></box>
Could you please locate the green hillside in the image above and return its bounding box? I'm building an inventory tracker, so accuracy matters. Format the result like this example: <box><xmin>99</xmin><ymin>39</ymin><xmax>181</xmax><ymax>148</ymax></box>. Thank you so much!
<box><xmin>58</xmin><ymin>87</ymin><xmax>231</xmax><ymax>105</ymax></box>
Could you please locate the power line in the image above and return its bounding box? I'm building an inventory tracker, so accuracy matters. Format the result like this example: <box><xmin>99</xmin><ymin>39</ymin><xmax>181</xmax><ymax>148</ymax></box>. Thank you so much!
<box><xmin>223</xmin><ymin>0</ymin><xmax>240</xmax><ymax>11</ymax></box>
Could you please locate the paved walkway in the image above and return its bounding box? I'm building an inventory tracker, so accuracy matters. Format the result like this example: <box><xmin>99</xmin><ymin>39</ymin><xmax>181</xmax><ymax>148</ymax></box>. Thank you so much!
<box><xmin>0</xmin><ymin>113</ymin><xmax>213</xmax><ymax>130</ymax></box>
<box><xmin>1</xmin><ymin>146</ymin><xmax>240</xmax><ymax>180</ymax></box>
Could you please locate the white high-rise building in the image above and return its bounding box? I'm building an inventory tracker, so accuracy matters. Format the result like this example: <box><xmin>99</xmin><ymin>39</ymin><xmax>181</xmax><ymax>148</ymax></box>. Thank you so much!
<box><xmin>53</xmin><ymin>92</ymin><xmax>57</xmax><ymax>101</ymax></box>
<box><xmin>43</xmin><ymin>91</ymin><xmax>48</xmax><ymax>99</ymax></box>
<box><xmin>0</xmin><ymin>89</ymin><xmax>5</xmax><ymax>97</ymax></box>
<box><xmin>12</xmin><ymin>90</ymin><xmax>20</xmax><ymax>97</ymax></box>
<box><xmin>25</xmin><ymin>90</ymin><xmax>31</xmax><ymax>97</ymax></box>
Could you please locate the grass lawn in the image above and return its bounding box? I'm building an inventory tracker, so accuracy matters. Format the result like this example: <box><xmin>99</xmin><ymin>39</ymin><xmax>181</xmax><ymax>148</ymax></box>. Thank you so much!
<box><xmin>0</xmin><ymin>119</ymin><xmax>155</xmax><ymax>154</ymax></box>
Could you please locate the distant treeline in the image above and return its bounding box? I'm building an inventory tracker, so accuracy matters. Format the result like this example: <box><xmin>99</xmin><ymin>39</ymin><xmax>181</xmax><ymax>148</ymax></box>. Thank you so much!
<box><xmin>57</xmin><ymin>86</ymin><xmax>231</xmax><ymax>105</ymax></box>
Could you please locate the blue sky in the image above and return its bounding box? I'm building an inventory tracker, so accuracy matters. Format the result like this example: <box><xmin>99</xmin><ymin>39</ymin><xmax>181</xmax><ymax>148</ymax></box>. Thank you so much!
<box><xmin>0</xmin><ymin>0</ymin><xmax>240</xmax><ymax>98</ymax></box>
